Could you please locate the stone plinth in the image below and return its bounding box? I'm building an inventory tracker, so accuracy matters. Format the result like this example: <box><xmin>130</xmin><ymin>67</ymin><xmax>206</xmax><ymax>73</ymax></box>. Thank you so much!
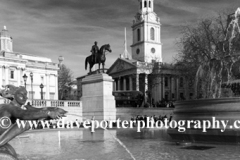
<box><xmin>82</xmin><ymin>73</ymin><xmax>116</xmax><ymax>121</ymax></box>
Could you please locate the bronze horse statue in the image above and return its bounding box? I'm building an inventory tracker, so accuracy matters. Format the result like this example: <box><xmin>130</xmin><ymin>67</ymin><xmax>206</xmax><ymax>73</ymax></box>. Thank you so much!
<box><xmin>85</xmin><ymin>44</ymin><xmax>112</xmax><ymax>73</ymax></box>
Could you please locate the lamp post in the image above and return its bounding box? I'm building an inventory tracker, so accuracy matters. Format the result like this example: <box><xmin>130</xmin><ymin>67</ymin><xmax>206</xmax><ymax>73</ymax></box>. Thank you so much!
<box><xmin>30</xmin><ymin>72</ymin><xmax>33</xmax><ymax>104</ymax></box>
<box><xmin>40</xmin><ymin>83</ymin><xmax>44</xmax><ymax>100</ymax></box>
<box><xmin>22</xmin><ymin>74</ymin><xmax>28</xmax><ymax>88</ymax></box>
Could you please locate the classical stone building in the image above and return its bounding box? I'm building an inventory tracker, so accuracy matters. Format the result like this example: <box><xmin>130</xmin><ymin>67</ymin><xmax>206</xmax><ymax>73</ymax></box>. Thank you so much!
<box><xmin>0</xmin><ymin>26</ymin><xmax>59</xmax><ymax>100</ymax></box>
<box><xmin>107</xmin><ymin>0</ymin><xmax>192</xmax><ymax>104</ymax></box>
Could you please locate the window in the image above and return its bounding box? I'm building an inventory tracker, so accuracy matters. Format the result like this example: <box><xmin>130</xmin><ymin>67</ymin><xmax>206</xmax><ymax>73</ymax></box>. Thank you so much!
<box><xmin>144</xmin><ymin>0</ymin><xmax>147</xmax><ymax>7</ymax></box>
<box><xmin>50</xmin><ymin>92</ymin><xmax>55</xmax><ymax>100</ymax></box>
<box><xmin>150</xmin><ymin>27</ymin><xmax>155</xmax><ymax>40</ymax></box>
<box><xmin>149</xmin><ymin>1</ymin><xmax>151</xmax><ymax>8</ymax></box>
<box><xmin>50</xmin><ymin>75</ymin><xmax>55</xmax><ymax>86</ymax></box>
<box><xmin>137</xmin><ymin>29</ymin><xmax>141</xmax><ymax>41</ymax></box>
<box><xmin>10</xmin><ymin>70</ymin><xmax>14</xmax><ymax>79</ymax></box>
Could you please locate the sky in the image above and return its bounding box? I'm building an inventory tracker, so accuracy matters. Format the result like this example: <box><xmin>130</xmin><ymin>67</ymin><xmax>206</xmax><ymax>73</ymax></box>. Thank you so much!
<box><xmin>0</xmin><ymin>0</ymin><xmax>239</xmax><ymax>78</ymax></box>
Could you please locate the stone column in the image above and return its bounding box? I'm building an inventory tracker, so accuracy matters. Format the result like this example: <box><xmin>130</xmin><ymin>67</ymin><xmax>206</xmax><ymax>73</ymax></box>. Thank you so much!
<box><xmin>145</xmin><ymin>74</ymin><xmax>148</xmax><ymax>92</ymax></box>
<box><xmin>46</xmin><ymin>74</ymin><xmax>50</xmax><ymax>99</ymax></box>
<box><xmin>5</xmin><ymin>66</ymin><xmax>9</xmax><ymax>85</ymax></box>
<box><xmin>176</xmin><ymin>77</ymin><xmax>179</xmax><ymax>100</ymax></box>
<box><xmin>117</xmin><ymin>77</ymin><xmax>121</xmax><ymax>91</ymax></box>
<box><xmin>169</xmin><ymin>76</ymin><xmax>172</xmax><ymax>100</ymax></box>
<box><xmin>113</xmin><ymin>79</ymin><xmax>116</xmax><ymax>91</ymax></box>
<box><xmin>129</xmin><ymin>76</ymin><xmax>132</xmax><ymax>91</ymax></box>
<box><xmin>17</xmin><ymin>67</ymin><xmax>21</xmax><ymax>87</ymax></box>
<box><xmin>123</xmin><ymin>77</ymin><xmax>126</xmax><ymax>91</ymax></box>
<box><xmin>158</xmin><ymin>76</ymin><xmax>161</xmax><ymax>102</ymax></box>
<box><xmin>172</xmin><ymin>77</ymin><xmax>175</xmax><ymax>100</ymax></box>
<box><xmin>55</xmin><ymin>74</ymin><xmax>58</xmax><ymax>100</ymax></box>
<box><xmin>136</xmin><ymin>74</ymin><xmax>139</xmax><ymax>91</ymax></box>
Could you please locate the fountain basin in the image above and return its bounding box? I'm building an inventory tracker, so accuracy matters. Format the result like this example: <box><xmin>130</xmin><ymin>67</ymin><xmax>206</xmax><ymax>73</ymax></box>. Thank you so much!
<box><xmin>167</xmin><ymin>98</ymin><xmax>240</xmax><ymax>143</ymax></box>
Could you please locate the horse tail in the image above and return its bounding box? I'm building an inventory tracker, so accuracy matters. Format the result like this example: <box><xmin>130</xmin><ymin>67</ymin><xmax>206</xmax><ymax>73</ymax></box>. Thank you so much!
<box><xmin>85</xmin><ymin>57</ymin><xmax>88</xmax><ymax>70</ymax></box>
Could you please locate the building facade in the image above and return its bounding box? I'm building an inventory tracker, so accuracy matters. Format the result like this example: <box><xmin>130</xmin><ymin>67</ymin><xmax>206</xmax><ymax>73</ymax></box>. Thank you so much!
<box><xmin>0</xmin><ymin>26</ymin><xmax>59</xmax><ymax>100</ymax></box>
<box><xmin>107</xmin><ymin>0</ymin><xmax>193</xmax><ymax>104</ymax></box>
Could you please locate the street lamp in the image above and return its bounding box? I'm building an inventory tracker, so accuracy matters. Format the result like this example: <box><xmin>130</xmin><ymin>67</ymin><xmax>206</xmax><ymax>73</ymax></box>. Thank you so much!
<box><xmin>40</xmin><ymin>83</ymin><xmax>44</xmax><ymax>100</ymax></box>
<box><xmin>22</xmin><ymin>74</ymin><xmax>28</xmax><ymax>88</ymax></box>
<box><xmin>30</xmin><ymin>72</ymin><xmax>33</xmax><ymax>104</ymax></box>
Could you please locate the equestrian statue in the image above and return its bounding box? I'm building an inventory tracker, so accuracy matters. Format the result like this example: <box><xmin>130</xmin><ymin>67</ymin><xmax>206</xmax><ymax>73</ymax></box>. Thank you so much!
<box><xmin>85</xmin><ymin>42</ymin><xmax>112</xmax><ymax>74</ymax></box>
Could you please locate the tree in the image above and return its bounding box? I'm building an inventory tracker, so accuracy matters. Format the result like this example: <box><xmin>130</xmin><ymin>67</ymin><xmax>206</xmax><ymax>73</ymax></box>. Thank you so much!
<box><xmin>174</xmin><ymin>12</ymin><xmax>234</xmax><ymax>98</ymax></box>
<box><xmin>58</xmin><ymin>64</ymin><xmax>74</xmax><ymax>100</ymax></box>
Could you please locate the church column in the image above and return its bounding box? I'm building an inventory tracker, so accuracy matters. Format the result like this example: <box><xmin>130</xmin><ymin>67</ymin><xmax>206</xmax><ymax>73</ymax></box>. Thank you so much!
<box><xmin>129</xmin><ymin>76</ymin><xmax>133</xmax><ymax>91</ymax></box>
<box><xmin>136</xmin><ymin>74</ymin><xmax>139</xmax><ymax>91</ymax></box>
<box><xmin>158</xmin><ymin>76</ymin><xmax>161</xmax><ymax>102</ymax></box>
<box><xmin>176</xmin><ymin>77</ymin><xmax>179</xmax><ymax>100</ymax></box>
<box><xmin>144</xmin><ymin>74</ymin><xmax>148</xmax><ymax>92</ymax></box>
<box><xmin>170</xmin><ymin>77</ymin><xmax>175</xmax><ymax>100</ymax></box>
<box><xmin>118</xmin><ymin>77</ymin><xmax>121</xmax><ymax>91</ymax></box>
<box><xmin>123</xmin><ymin>77</ymin><xmax>126</xmax><ymax>91</ymax></box>
<box><xmin>113</xmin><ymin>79</ymin><xmax>116</xmax><ymax>91</ymax></box>
<box><xmin>115</xmin><ymin>78</ymin><xmax>119</xmax><ymax>91</ymax></box>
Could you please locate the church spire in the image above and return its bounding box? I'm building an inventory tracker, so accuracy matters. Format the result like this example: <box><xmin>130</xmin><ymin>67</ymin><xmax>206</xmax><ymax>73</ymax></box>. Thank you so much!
<box><xmin>120</xmin><ymin>28</ymin><xmax>131</xmax><ymax>59</ymax></box>
<box><xmin>138</xmin><ymin>0</ymin><xmax>154</xmax><ymax>13</ymax></box>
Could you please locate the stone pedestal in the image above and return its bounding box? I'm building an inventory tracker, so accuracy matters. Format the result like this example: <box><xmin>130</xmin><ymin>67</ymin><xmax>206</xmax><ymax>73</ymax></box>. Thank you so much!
<box><xmin>82</xmin><ymin>73</ymin><xmax>116</xmax><ymax>121</ymax></box>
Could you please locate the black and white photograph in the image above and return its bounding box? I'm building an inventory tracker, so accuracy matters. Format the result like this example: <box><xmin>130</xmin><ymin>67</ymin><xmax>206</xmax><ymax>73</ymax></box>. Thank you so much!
<box><xmin>0</xmin><ymin>0</ymin><xmax>240</xmax><ymax>159</ymax></box>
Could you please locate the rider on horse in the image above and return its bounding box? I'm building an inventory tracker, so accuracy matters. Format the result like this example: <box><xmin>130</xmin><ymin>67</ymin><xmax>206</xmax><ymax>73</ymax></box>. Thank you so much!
<box><xmin>90</xmin><ymin>41</ymin><xmax>99</xmax><ymax>63</ymax></box>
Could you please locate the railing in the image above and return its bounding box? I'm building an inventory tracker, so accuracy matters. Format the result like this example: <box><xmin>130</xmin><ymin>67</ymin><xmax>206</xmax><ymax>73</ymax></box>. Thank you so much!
<box><xmin>0</xmin><ymin>98</ymin><xmax>82</xmax><ymax>108</ymax></box>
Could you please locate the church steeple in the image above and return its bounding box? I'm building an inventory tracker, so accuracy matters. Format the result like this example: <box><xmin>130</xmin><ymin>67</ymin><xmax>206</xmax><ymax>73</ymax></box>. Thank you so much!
<box><xmin>131</xmin><ymin>0</ymin><xmax>162</xmax><ymax>63</ymax></box>
<box><xmin>138</xmin><ymin>0</ymin><xmax>154</xmax><ymax>13</ymax></box>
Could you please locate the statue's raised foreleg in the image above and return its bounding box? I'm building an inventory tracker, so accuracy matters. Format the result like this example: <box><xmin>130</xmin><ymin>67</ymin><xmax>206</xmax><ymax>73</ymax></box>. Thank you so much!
<box><xmin>98</xmin><ymin>63</ymin><xmax>101</xmax><ymax>73</ymax></box>
<box><xmin>102</xmin><ymin>62</ymin><xmax>105</xmax><ymax>73</ymax></box>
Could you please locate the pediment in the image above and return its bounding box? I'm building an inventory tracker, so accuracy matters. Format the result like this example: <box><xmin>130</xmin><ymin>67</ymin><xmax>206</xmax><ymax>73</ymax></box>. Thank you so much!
<box><xmin>107</xmin><ymin>58</ymin><xmax>137</xmax><ymax>74</ymax></box>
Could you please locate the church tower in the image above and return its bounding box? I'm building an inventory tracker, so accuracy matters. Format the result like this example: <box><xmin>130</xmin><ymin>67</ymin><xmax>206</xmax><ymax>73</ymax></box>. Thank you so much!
<box><xmin>0</xmin><ymin>26</ymin><xmax>13</xmax><ymax>52</ymax></box>
<box><xmin>131</xmin><ymin>0</ymin><xmax>162</xmax><ymax>63</ymax></box>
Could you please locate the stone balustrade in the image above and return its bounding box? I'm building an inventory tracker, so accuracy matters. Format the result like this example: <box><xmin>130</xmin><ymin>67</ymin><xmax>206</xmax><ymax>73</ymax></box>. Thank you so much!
<box><xmin>0</xmin><ymin>98</ymin><xmax>82</xmax><ymax>108</ymax></box>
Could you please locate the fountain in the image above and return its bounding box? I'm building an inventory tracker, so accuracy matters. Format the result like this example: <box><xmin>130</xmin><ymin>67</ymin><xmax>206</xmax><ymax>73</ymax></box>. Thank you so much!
<box><xmin>168</xmin><ymin>8</ymin><xmax>240</xmax><ymax>143</ymax></box>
